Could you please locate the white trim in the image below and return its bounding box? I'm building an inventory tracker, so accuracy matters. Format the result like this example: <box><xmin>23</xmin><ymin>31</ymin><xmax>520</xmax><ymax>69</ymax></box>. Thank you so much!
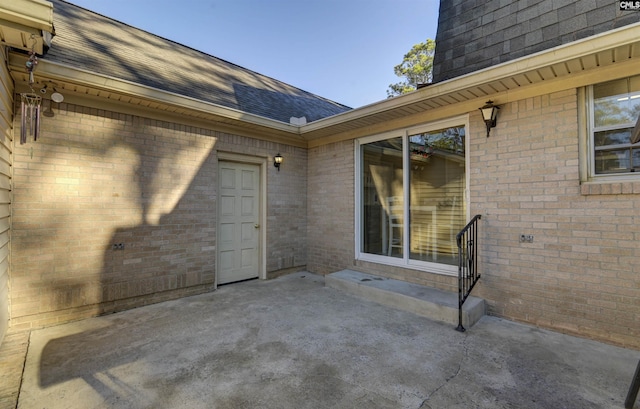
<box><xmin>354</xmin><ymin>144</ymin><xmax>359</xmax><ymax>259</ymax></box>
<box><xmin>302</xmin><ymin>23</ymin><xmax>640</xmax><ymax>134</ymax></box>
<box><xmin>9</xmin><ymin>21</ymin><xmax>639</xmax><ymax>148</ymax></box>
<box><xmin>402</xmin><ymin>127</ymin><xmax>410</xmax><ymax>265</ymax></box>
<box><xmin>12</xmin><ymin>56</ymin><xmax>297</xmax><ymax>133</ymax></box>
<box><xmin>357</xmin><ymin>253</ymin><xmax>458</xmax><ymax>277</ymax></box>
<box><xmin>216</xmin><ymin>152</ymin><xmax>268</xmax><ymax>283</ymax></box>
<box><xmin>358</xmin><ymin>129</ymin><xmax>405</xmax><ymax>145</ymax></box>
<box><xmin>577</xmin><ymin>87</ymin><xmax>589</xmax><ymax>183</ymax></box>
<box><xmin>354</xmin><ymin>115</ymin><xmax>469</xmax><ymax>276</ymax></box>
<box><xmin>464</xmin><ymin>114</ymin><xmax>471</xmax><ymax>221</ymax></box>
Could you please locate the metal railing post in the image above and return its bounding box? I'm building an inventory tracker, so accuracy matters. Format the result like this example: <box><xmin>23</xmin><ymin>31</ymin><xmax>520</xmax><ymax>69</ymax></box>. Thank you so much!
<box><xmin>455</xmin><ymin>214</ymin><xmax>481</xmax><ymax>332</ymax></box>
<box><xmin>626</xmin><ymin>359</ymin><xmax>640</xmax><ymax>409</ymax></box>
<box><xmin>456</xmin><ymin>232</ymin><xmax>465</xmax><ymax>332</ymax></box>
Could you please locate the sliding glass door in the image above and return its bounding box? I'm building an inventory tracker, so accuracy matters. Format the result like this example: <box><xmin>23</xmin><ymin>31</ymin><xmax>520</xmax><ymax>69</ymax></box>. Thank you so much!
<box><xmin>358</xmin><ymin>118</ymin><xmax>467</xmax><ymax>273</ymax></box>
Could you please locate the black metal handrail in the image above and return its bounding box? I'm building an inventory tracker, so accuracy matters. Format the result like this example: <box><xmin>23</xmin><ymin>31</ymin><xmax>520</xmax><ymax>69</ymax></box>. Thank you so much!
<box><xmin>626</xmin><ymin>359</ymin><xmax>640</xmax><ymax>409</ymax></box>
<box><xmin>455</xmin><ymin>214</ymin><xmax>482</xmax><ymax>332</ymax></box>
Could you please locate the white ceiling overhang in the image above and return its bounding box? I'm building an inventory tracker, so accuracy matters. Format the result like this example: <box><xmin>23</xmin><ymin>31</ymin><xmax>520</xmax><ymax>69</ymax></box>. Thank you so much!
<box><xmin>0</xmin><ymin>0</ymin><xmax>54</xmax><ymax>54</ymax></box>
<box><xmin>301</xmin><ymin>22</ymin><xmax>640</xmax><ymax>145</ymax></box>
<box><xmin>8</xmin><ymin>21</ymin><xmax>640</xmax><ymax>148</ymax></box>
<box><xmin>9</xmin><ymin>54</ymin><xmax>308</xmax><ymax>147</ymax></box>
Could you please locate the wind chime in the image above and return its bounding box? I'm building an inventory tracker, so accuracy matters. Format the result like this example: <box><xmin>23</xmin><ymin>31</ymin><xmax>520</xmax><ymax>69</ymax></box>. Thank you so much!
<box><xmin>20</xmin><ymin>43</ymin><xmax>42</xmax><ymax>145</ymax></box>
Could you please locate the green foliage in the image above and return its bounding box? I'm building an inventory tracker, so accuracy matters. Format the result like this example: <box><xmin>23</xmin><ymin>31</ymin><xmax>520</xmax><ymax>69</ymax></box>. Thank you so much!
<box><xmin>387</xmin><ymin>39</ymin><xmax>435</xmax><ymax>98</ymax></box>
<box><xmin>410</xmin><ymin>126</ymin><xmax>465</xmax><ymax>155</ymax></box>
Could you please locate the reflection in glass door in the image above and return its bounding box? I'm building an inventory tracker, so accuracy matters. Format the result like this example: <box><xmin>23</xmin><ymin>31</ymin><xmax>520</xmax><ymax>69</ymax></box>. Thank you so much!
<box><xmin>359</xmin><ymin>124</ymin><xmax>466</xmax><ymax>267</ymax></box>
<box><xmin>408</xmin><ymin>126</ymin><xmax>465</xmax><ymax>265</ymax></box>
<box><xmin>361</xmin><ymin>137</ymin><xmax>404</xmax><ymax>258</ymax></box>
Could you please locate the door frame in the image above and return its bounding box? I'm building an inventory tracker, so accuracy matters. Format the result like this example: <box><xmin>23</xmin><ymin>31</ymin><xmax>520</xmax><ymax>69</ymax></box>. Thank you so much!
<box><xmin>353</xmin><ymin>115</ymin><xmax>470</xmax><ymax>276</ymax></box>
<box><xmin>216</xmin><ymin>152</ymin><xmax>267</xmax><ymax>287</ymax></box>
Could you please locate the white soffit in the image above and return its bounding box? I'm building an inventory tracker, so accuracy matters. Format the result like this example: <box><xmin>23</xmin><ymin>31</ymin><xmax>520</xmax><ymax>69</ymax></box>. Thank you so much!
<box><xmin>0</xmin><ymin>0</ymin><xmax>54</xmax><ymax>54</ymax></box>
<box><xmin>7</xmin><ymin>20</ymin><xmax>640</xmax><ymax>144</ymax></box>
<box><xmin>300</xmin><ymin>22</ymin><xmax>640</xmax><ymax>140</ymax></box>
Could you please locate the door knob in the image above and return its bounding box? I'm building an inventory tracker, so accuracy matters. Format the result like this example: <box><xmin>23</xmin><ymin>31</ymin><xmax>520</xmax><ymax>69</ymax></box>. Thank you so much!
<box><xmin>254</xmin><ymin>223</ymin><xmax>260</xmax><ymax>228</ymax></box>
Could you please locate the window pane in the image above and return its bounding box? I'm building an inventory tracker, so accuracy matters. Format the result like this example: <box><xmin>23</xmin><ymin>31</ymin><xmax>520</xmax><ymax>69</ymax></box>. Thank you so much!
<box><xmin>594</xmin><ymin>129</ymin><xmax>632</xmax><ymax>147</ymax></box>
<box><xmin>595</xmin><ymin>149</ymin><xmax>630</xmax><ymax>174</ymax></box>
<box><xmin>591</xmin><ymin>75</ymin><xmax>640</xmax><ymax>177</ymax></box>
<box><xmin>409</xmin><ymin>126</ymin><xmax>465</xmax><ymax>265</ymax></box>
<box><xmin>593</xmin><ymin>77</ymin><xmax>640</xmax><ymax>128</ymax></box>
<box><xmin>633</xmin><ymin>149</ymin><xmax>640</xmax><ymax>169</ymax></box>
<box><xmin>361</xmin><ymin>137</ymin><xmax>403</xmax><ymax>258</ymax></box>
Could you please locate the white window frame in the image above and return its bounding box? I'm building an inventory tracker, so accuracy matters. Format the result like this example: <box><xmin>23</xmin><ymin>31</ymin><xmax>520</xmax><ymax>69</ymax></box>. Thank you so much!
<box><xmin>586</xmin><ymin>78</ymin><xmax>640</xmax><ymax>181</ymax></box>
<box><xmin>354</xmin><ymin>115</ymin><xmax>470</xmax><ymax>277</ymax></box>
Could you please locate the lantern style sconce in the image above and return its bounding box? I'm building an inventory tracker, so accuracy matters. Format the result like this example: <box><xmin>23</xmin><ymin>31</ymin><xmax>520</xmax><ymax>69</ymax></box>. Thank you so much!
<box><xmin>479</xmin><ymin>100</ymin><xmax>499</xmax><ymax>137</ymax></box>
<box><xmin>274</xmin><ymin>153</ymin><xmax>283</xmax><ymax>171</ymax></box>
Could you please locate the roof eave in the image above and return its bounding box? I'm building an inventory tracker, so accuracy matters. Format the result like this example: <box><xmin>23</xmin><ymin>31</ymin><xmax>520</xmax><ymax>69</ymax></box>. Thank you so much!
<box><xmin>300</xmin><ymin>21</ymin><xmax>640</xmax><ymax>137</ymax></box>
<box><xmin>9</xmin><ymin>53</ymin><xmax>306</xmax><ymax>135</ymax></box>
<box><xmin>9</xmin><ymin>21</ymin><xmax>640</xmax><ymax>148</ymax></box>
<box><xmin>0</xmin><ymin>0</ymin><xmax>54</xmax><ymax>54</ymax></box>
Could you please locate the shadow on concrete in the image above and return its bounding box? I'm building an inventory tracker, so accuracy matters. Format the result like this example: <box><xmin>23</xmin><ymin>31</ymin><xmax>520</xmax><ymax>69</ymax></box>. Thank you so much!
<box><xmin>19</xmin><ymin>273</ymin><xmax>640</xmax><ymax>409</ymax></box>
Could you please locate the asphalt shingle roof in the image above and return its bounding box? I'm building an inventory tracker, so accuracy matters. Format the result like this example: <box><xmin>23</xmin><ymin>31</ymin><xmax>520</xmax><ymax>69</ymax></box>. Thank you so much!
<box><xmin>432</xmin><ymin>0</ymin><xmax>640</xmax><ymax>83</ymax></box>
<box><xmin>44</xmin><ymin>0</ymin><xmax>352</xmax><ymax>123</ymax></box>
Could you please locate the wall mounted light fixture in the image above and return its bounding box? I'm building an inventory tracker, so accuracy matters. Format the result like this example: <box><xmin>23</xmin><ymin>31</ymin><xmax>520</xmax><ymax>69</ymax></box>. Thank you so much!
<box><xmin>274</xmin><ymin>153</ymin><xmax>283</xmax><ymax>171</ymax></box>
<box><xmin>51</xmin><ymin>89</ymin><xmax>64</xmax><ymax>103</ymax></box>
<box><xmin>38</xmin><ymin>82</ymin><xmax>65</xmax><ymax>103</ymax></box>
<box><xmin>479</xmin><ymin>100</ymin><xmax>499</xmax><ymax>137</ymax></box>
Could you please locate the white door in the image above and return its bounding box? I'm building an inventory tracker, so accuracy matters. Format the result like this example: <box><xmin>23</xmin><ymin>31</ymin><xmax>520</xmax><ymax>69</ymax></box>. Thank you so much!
<box><xmin>217</xmin><ymin>161</ymin><xmax>261</xmax><ymax>285</ymax></box>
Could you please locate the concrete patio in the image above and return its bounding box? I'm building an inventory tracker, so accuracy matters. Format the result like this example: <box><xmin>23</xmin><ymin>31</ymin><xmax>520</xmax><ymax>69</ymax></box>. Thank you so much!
<box><xmin>1</xmin><ymin>271</ymin><xmax>639</xmax><ymax>409</ymax></box>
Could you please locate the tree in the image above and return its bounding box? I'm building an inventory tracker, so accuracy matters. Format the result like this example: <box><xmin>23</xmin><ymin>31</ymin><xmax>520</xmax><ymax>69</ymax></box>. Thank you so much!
<box><xmin>387</xmin><ymin>39</ymin><xmax>435</xmax><ymax>98</ymax></box>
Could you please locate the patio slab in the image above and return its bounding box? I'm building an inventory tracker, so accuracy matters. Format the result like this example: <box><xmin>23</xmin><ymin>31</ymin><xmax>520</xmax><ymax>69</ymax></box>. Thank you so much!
<box><xmin>7</xmin><ymin>272</ymin><xmax>640</xmax><ymax>409</ymax></box>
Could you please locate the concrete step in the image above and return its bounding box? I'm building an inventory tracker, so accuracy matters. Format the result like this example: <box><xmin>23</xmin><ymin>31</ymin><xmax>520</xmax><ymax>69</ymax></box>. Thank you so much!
<box><xmin>325</xmin><ymin>269</ymin><xmax>485</xmax><ymax>329</ymax></box>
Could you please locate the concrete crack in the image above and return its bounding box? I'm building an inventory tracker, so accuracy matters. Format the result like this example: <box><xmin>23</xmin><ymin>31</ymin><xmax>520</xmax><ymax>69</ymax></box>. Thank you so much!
<box><xmin>417</xmin><ymin>334</ymin><xmax>469</xmax><ymax>409</ymax></box>
<box><xmin>14</xmin><ymin>330</ymin><xmax>32</xmax><ymax>409</ymax></box>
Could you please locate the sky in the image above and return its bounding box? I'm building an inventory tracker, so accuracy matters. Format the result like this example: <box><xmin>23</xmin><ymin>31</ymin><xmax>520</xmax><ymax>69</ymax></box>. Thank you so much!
<box><xmin>64</xmin><ymin>0</ymin><xmax>440</xmax><ymax>108</ymax></box>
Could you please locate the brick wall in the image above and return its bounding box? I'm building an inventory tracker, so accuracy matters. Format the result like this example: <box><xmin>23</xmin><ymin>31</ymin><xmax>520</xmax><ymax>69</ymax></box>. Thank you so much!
<box><xmin>471</xmin><ymin>89</ymin><xmax>640</xmax><ymax>349</ymax></box>
<box><xmin>306</xmin><ymin>88</ymin><xmax>640</xmax><ymax>349</ymax></box>
<box><xmin>10</xmin><ymin>91</ymin><xmax>640</xmax><ymax>348</ymax></box>
<box><xmin>216</xmin><ymin>133</ymin><xmax>308</xmax><ymax>274</ymax></box>
<box><xmin>10</xmin><ymin>102</ymin><xmax>307</xmax><ymax>330</ymax></box>
<box><xmin>307</xmin><ymin>141</ymin><xmax>355</xmax><ymax>275</ymax></box>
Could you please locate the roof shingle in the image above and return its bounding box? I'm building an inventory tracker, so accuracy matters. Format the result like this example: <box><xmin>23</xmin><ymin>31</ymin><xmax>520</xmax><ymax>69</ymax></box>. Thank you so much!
<box><xmin>44</xmin><ymin>0</ymin><xmax>351</xmax><ymax>123</ymax></box>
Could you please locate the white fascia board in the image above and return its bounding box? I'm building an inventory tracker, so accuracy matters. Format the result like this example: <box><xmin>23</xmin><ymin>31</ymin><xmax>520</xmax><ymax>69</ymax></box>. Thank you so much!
<box><xmin>0</xmin><ymin>0</ymin><xmax>54</xmax><ymax>34</ymax></box>
<box><xmin>300</xmin><ymin>22</ymin><xmax>640</xmax><ymax>134</ymax></box>
<box><xmin>13</xmin><ymin>55</ymin><xmax>301</xmax><ymax>134</ymax></box>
